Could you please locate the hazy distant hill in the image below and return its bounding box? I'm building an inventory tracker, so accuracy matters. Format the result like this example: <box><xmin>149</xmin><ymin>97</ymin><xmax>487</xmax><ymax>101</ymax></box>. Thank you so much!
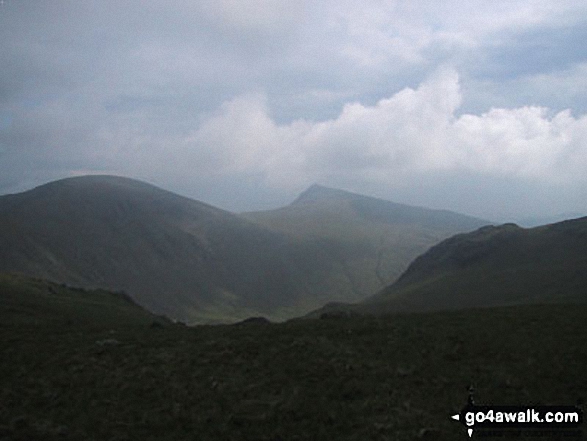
<box><xmin>314</xmin><ymin>217</ymin><xmax>587</xmax><ymax>317</ymax></box>
<box><xmin>244</xmin><ymin>184</ymin><xmax>488</xmax><ymax>301</ymax></box>
<box><xmin>0</xmin><ymin>176</ymin><xmax>488</xmax><ymax>323</ymax></box>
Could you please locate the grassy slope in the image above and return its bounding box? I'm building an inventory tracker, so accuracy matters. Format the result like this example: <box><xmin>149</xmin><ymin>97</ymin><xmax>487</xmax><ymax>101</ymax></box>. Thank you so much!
<box><xmin>310</xmin><ymin>217</ymin><xmax>587</xmax><ymax>318</ymax></box>
<box><xmin>243</xmin><ymin>185</ymin><xmax>489</xmax><ymax>304</ymax></box>
<box><xmin>363</xmin><ymin>217</ymin><xmax>587</xmax><ymax>313</ymax></box>
<box><xmin>2</xmin><ymin>274</ymin><xmax>585</xmax><ymax>440</ymax></box>
<box><xmin>0</xmin><ymin>273</ymin><xmax>167</xmax><ymax>328</ymax></box>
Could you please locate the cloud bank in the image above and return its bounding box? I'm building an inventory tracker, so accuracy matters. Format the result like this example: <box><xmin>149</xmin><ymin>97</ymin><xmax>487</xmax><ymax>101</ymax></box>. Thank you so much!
<box><xmin>129</xmin><ymin>68</ymin><xmax>584</xmax><ymax>219</ymax></box>
<box><xmin>1</xmin><ymin>1</ymin><xmax>586</xmax><ymax>220</ymax></box>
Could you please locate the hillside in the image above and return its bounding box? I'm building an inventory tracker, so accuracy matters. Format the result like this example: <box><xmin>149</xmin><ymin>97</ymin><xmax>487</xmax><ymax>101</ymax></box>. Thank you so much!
<box><xmin>315</xmin><ymin>217</ymin><xmax>587</xmax><ymax>317</ymax></box>
<box><xmin>244</xmin><ymin>184</ymin><xmax>488</xmax><ymax>299</ymax></box>
<box><xmin>1</xmin><ymin>275</ymin><xmax>585</xmax><ymax>440</ymax></box>
<box><xmin>0</xmin><ymin>176</ymin><xmax>488</xmax><ymax>323</ymax></box>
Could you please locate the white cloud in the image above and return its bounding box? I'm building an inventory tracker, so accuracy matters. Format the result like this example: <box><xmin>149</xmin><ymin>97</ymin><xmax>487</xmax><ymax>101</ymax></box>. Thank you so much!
<box><xmin>177</xmin><ymin>68</ymin><xmax>586</xmax><ymax>188</ymax></box>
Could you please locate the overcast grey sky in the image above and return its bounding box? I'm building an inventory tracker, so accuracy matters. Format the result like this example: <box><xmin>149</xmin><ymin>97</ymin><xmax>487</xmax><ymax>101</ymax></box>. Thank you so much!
<box><xmin>1</xmin><ymin>0</ymin><xmax>587</xmax><ymax>222</ymax></box>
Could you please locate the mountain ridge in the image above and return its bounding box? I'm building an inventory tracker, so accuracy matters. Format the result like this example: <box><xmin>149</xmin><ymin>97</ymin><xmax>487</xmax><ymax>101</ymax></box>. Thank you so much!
<box><xmin>287</xmin><ymin>183</ymin><xmax>488</xmax><ymax>230</ymax></box>
<box><xmin>291</xmin><ymin>184</ymin><xmax>357</xmax><ymax>205</ymax></box>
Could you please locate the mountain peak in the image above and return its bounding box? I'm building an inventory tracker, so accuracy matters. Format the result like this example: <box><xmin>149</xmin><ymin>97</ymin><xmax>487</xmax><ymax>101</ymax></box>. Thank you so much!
<box><xmin>291</xmin><ymin>184</ymin><xmax>354</xmax><ymax>206</ymax></box>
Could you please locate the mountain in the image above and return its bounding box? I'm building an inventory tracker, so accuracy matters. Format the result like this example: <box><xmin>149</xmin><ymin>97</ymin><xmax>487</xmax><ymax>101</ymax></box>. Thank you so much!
<box><xmin>243</xmin><ymin>184</ymin><xmax>489</xmax><ymax>302</ymax></box>
<box><xmin>314</xmin><ymin>217</ymin><xmax>587</xmax><ymax>317</ymax></box>
<box><xmin>0</xmin><ymin>176</ymin><xmax>336</xmax><ymax>323</ymax></box>
<box><xmin>0</xmin><ymin>176</ymin><xmax>488</xmax><ymax>323</ymax></box>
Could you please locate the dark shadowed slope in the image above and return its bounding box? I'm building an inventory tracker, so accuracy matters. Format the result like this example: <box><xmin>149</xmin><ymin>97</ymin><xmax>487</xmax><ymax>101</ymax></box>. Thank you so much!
<box><xmin>244</xmin><ymin>184</ymin><xmax>489</xmax><ymax>299</ymax></box>
<box><xmin>313</xmin><ymin>217</ymin><xmax>587</xmax><ymax>317</ymax></box>
<box><xmin>0</xmin><ymin>176</ymin><xmax>362</xmax><ymax>323</ymax></box>
<box><xmin>0</xmin><ymin>272</ymin><xmax>167</xmax><ymax>327</ymax></box>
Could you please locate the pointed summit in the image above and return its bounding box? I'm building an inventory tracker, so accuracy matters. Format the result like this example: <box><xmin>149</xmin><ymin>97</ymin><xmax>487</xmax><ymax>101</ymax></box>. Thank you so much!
<box><xmin>291</xmin><ymin>184</ymin><xmax>356</xmax><ymax>206</ymax></box>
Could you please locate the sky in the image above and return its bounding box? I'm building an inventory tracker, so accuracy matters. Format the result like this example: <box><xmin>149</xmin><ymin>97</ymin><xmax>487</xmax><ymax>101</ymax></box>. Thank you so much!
<box><xmin>1</xmin><ymin>0</ymin><xmax>587</xmax><ymax>223</ymax></box>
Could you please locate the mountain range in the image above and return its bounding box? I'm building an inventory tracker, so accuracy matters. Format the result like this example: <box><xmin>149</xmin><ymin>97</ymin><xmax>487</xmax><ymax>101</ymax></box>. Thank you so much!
<box><xmin>0</xmin><ymin>175</ymin><xmax>487</xmax><ymax>323</ymax></box>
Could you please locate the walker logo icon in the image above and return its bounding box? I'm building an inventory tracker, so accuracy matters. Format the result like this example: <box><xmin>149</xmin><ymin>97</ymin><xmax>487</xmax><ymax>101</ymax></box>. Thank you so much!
<box><xmin>451</xmin><ymin>395</ymin><xmax>583</xmax><ymax>437</ymax></box>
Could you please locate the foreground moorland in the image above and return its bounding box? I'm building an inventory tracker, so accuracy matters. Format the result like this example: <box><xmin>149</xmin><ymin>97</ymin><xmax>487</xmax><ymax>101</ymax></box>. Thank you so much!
<box><xmin>1</xmin><ymin>274</ymin><xmax>585</xmax><ymax>440</ymax></box>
